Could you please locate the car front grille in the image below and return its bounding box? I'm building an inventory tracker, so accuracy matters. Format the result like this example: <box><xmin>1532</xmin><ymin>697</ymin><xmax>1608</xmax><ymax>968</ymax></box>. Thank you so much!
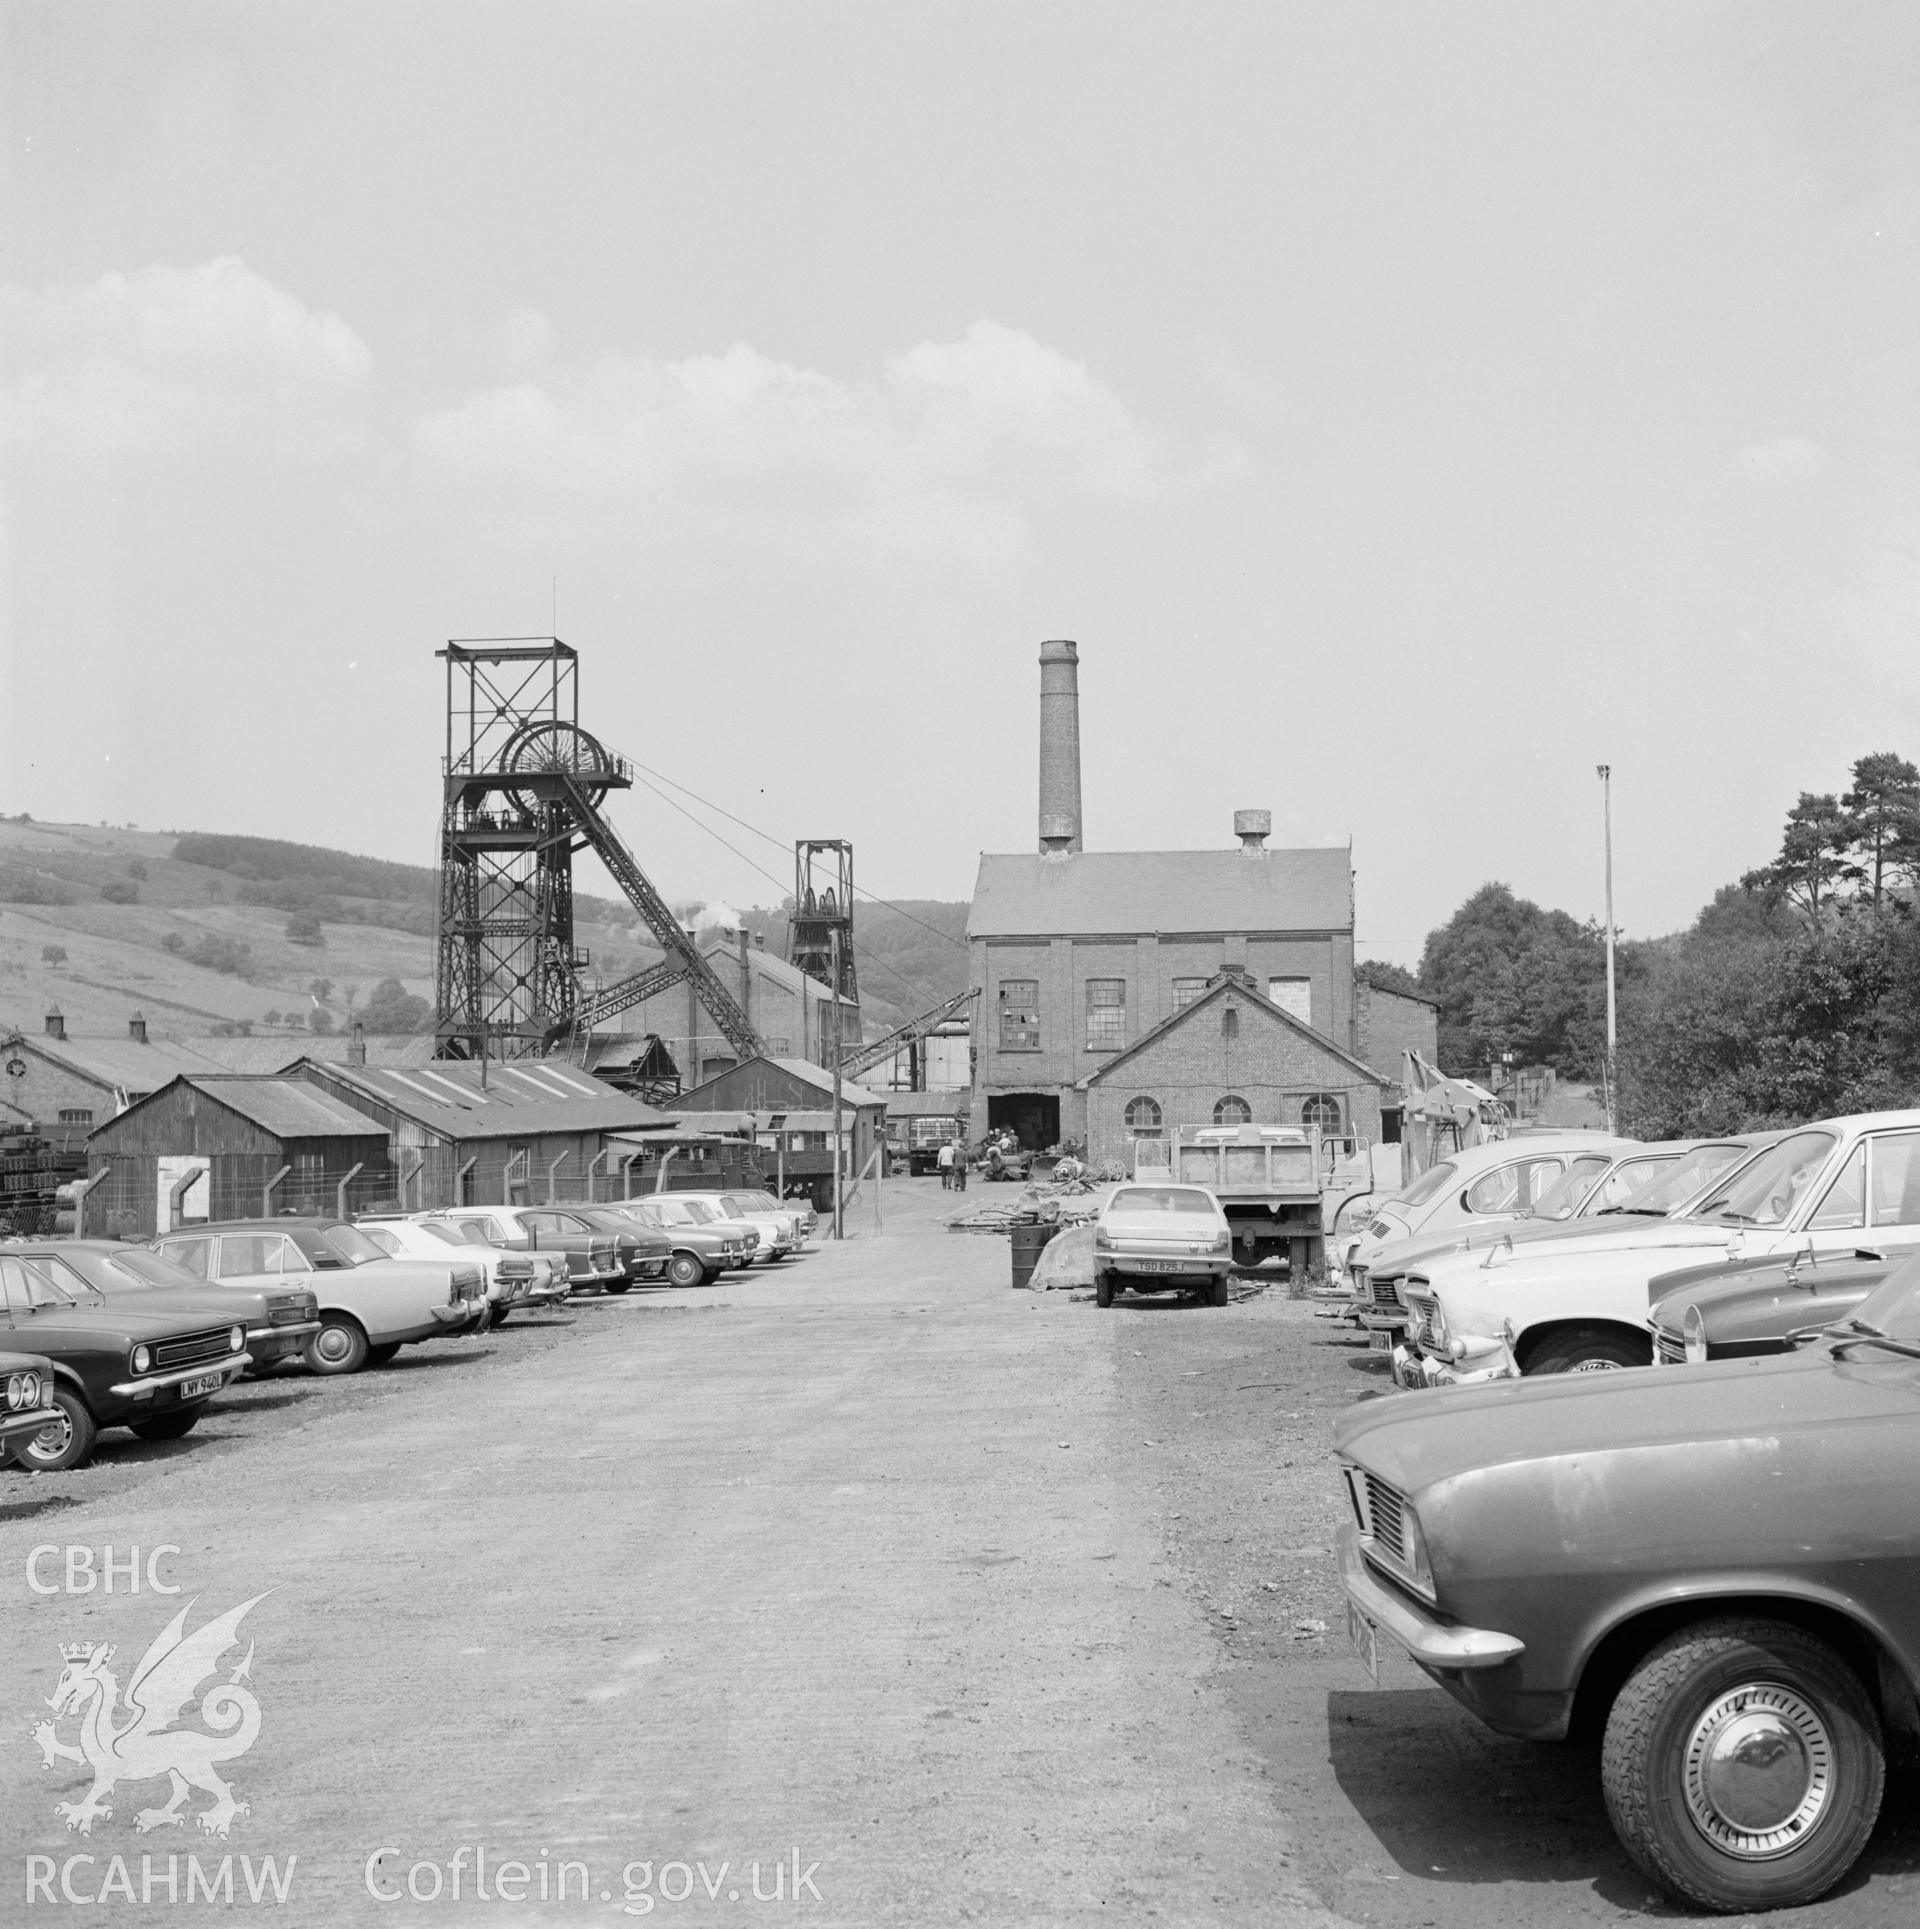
<box><xmin>1404</xmin><ymin>1293</ymin><xmax>1439</xmax><ymax>1348</ymax></box>
<box><xmin>153</xmin><ymin>1328</ymin><xmax>234</xmax><ymax>1371</ymax></box>
<box><xmin>1370</xmin><ymin>1276</ymin><xmax>1401</xmax><ymax>1309</ymax></box>
<box><xmin>1654</xmin><ymin>1329</ymin><xmax>1685</xmax><ymax>1365</ymax></box>
<box><xmin>1363</xmin><ymin>1473</ymin><xmax>1408</xmax><ymax>1562</ymax></box>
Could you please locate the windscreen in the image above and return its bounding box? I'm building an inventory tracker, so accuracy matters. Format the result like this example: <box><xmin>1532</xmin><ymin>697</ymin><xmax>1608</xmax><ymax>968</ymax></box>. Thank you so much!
<box><xmin>1109</xmin><ymin>1188</ymin><xmax>1217</xmax><ymax>1216</ymax></box>
<box><xmin>1396</xmin><ymin>1162</ymin><xmax>1458</xmax><ymax>1211</ymax></box>
<box><xmin>101</xmin><ymin>1248</ymin><xmax>206</xmax><ymax>1288</ymax></box>
<box><xmin>1626</xmin><ymin>1143</ymin><xmax>1753</xmax><ymax>1215</ymax></box>
<box><xmin>1584</xmin><ymin>1153</ymin><xmax>1683</xmax><ymax>1214</ymax></box>
<box><xmin>420</xmin><ymin>1221</ymin><xmax>476</xmax><ymax>1248</ymax></box>
<box><xmin>320</xmin><ymin>1225</ymin><xmax>387</xmax><ymax>1264</ymax></box>
<box><xmin>1526</xmin><ymin>1155</ymin><xmax>1619</xmax><ymax>1221</ymax></box>
<box><xmin>1690</xmin><ymin>1131</ymin><xmax>1837</xmax><ymax>1229</ymax></box>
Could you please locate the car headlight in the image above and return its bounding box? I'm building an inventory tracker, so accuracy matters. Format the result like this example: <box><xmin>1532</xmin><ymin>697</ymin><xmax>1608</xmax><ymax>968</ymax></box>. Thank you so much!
<box><xmin>1683</xmin><ymin>1304</ymin><xmax>1708</xmax><ymax>1364</ymax></box>
<box><xmin>229</xmin><ymin>1326</ymin><xmax>246</xmax><ymax>1353</ymax></box>
<box><xmin>8</xmin><ymin>1370</ymin><xmax>43</xmax><ymax>1409</ymax></box>
<box><xmin>132</xmin><ymin>1345</ymin><xmax>152</xmax><ymax>1375</ymax></box>
<box><xmin>1400</xmin><ymin>1505</ymin><xmax>1437</xmax><ymax>1599</ymax></box>
<box><xmin>1429</xmin><ymin>1299</ymin><xmax>1452</xmax><ymax>1352</ymax></box>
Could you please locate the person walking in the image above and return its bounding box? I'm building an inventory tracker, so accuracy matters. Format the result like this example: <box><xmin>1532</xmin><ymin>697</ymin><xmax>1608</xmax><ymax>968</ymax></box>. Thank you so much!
<box><xmin>952</xmin><ymin>1138</ymin><xmax>968</xmax><ymax>1191</ymax></box>
<box><xmin>936</xmin><ymin>1139</ymin><xmax>955</xmax><ymax>1190</ymax></box>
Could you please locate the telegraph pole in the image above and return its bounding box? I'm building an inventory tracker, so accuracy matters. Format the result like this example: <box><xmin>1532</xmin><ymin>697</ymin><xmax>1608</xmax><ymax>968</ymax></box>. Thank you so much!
<box><xmin>1598</xmin><ymin>764</ymin><xmax>1616</xmax><ymax>1134</ymax></box>
<box><xmin>830</xmin><ymin>927</ymin><xmax>844</xmax><ymax>1240</ymax></box>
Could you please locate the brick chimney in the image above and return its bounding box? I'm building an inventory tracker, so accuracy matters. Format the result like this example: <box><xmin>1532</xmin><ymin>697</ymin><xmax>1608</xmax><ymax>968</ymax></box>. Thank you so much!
<box><xmin>1235</xmin><ymin>809</ymin><xmax>1271</xmax><ymax>852</ymax></box>
<box><xmin>1038</xmin><ymin>638</ymin><xmax>1083</xmax><ymax>855</ymax></box>
<box><xmin>45</xmin><ymin>1005</ymin><xmax>65</xmax><ymax>1041</ymax></box>
<box><xmin>348</xmin><ymin>1020</ymin><xmax>367</xmax><ymax>1067</ymax></box>
<box><xmin>128</xmin><ymin>1010</ymin><xmax>148</xmax><ymax>1044</ymax></box>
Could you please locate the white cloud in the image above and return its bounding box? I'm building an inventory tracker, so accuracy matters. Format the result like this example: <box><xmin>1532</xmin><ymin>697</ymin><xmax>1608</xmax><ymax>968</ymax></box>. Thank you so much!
<box><xmin>1730</xmin><ymin>436</ymin><xmax>1832</xmax><ymax>487</ymax></box>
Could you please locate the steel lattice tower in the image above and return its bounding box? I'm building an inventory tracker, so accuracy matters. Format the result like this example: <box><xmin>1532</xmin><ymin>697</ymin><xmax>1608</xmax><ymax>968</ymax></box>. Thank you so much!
<box><xmin>789</xmin><ymin>840</ymin><xmax>859</xmax><ymax>1007</ymax></box>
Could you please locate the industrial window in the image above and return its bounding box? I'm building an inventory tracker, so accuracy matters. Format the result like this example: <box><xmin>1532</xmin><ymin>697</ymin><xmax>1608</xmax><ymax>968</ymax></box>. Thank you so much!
<box><xmin>999</xmin><ymin>980</ymin><xmax>1040</xmax><ymax>1051</ymax></box>
<box><xmin>1171</xmin><ymin>978</ymin><xmax>1209</xmax><ymax>1011</ymax></box>
<box><xmin>1085</xmin><ymin>980</ymin><xmax>1125</xmax><ymax>1051</ymax></box>
<box><xmin>1214</xmin><ymin>1095</ymin><xmax>1252</xmax><ymax>1126</ymax></box>
<box><xmin>1124</xmin><ymin>1096</ymin><xmax>1163</xmax><ymax>1139</ymax></box>
<box><xmin>1267</xmin><ymin>978</ymin><xmax>1313</xmax><ymax>1024</ymax></box>
<box><xmin>1300</xmin><ymin>1093</ymin><xmax>1343</xmax><ymax>1134</ymax></box>
<box><xmin>58</xmin><ymin>1108</ymin><xmax>93</xmax><ymax>1126</ymax></box>
<box><xmin>1221</xmin><ymin>1005</ymin><xmax>1239</xmax><ymax>1039</ymax></box>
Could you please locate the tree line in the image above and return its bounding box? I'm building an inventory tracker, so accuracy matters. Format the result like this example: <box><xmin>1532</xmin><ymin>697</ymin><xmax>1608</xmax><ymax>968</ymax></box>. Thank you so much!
<box><xmin>1370</xmin><ymin>754</ymin><xmax>1920</xmax><ymax>1136</ymax></box>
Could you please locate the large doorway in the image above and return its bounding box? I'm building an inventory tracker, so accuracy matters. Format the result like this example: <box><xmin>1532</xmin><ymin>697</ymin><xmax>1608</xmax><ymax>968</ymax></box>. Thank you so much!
<box><xmin>987</xmin><ymin>1093</ymin><xmax>1060</xmax><ymax>1152</ymax></box>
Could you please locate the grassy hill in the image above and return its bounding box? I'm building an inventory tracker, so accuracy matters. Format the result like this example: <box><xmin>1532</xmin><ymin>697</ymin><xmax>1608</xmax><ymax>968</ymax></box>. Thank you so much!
<box><xmin>0</xmin><ymin>817</ymin><xmax>969</xmax><ymax>1046</ymax></box>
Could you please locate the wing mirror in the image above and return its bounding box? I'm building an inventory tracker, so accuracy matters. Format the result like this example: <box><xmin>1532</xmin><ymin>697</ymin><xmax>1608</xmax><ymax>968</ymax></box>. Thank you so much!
<box><xmin>1784</xmin><ymin>1236</ymin><xmax>1817</xmax><ymax>1289</ymax></box>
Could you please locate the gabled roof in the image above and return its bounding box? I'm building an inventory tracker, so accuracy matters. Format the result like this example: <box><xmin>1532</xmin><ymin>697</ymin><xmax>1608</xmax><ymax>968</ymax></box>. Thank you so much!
<box><xmin>290</xmin><ymin>1055</ymin><xmax>676</xmax><ymax>1141</ymax></box>
<box><xmin>1078</xmin><ymin>973</ymin><xmax>1393</xmax><ymax>1091</ymax></box>
<box><xmin>761</xmin><ymin>1057</ymin><xmax>888</xmax><ymax>1108</ymax></box>
<box><xmin>1</xmin><ymin>1031</ymin><xmax>226</xmax><ymax>1092</ymax></box>
<box><xmin>186</xmin><ymin>1033</ymin><xmax>441</xmax><ymax>1074</ymax></box>
<box><xmin>674</xmin><ymin>1055</ymin><xmax>888</xmax><ymax>1113</ymax></box>
<box><xmin>969</xmin><ymin>847</ymin><xmax>1352</xmax><ymax>940</ymax></box>
<box><xmin>178</xmin><ymin>1076</ymin><xmax>389</xmax><ymax>1138</ymax></box>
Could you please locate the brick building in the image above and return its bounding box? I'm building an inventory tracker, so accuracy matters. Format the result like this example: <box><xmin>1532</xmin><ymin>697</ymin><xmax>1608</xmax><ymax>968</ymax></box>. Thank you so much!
<box><xmin>1079</xmin><ymin>971</ymin><xmax>1396</xmax><ymax>1170</ymax></box>
<box><xmin>0</xmin><ymin>1010</ymin><xmax>226</xmax><ymax>1136</ymax></box>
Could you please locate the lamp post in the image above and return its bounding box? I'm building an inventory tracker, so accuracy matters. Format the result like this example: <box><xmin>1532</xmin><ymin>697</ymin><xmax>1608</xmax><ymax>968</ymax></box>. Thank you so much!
<box><xmin>1598</xmin><ymin>764</ymin><xmax>1616</xmax><ymax>1134</ymax></box>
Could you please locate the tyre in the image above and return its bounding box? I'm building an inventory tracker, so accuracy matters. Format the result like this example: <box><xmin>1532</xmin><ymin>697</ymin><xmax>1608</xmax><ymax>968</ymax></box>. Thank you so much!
<box><xmin>666</xmin><ymin>1252</ymin><xmax>705</xmax><ymax>1289</ymax></box>
<box><xmin>1525</xmin><ymin>1329</ymin><xmax>1650</xmax><ymax>1375</ymax></box>
<box><xmin>1210</xmin><ymin>1272</ymin><xmax>1231</xmax><ymax>1308</ymax></box>
<box><xmin>1601</xmin><ymin>1617</ymin><xmax>1884</xmax><ymax>1912</ymax></box>
<box><xmin>364</xmin><ymin>1342</ymin><xmax>403</xmax><ymax>1368</ymax></box>
<box><xmin>130</xmin><ymin>1408</ymin><xmax>202</xmax><ymax>1442</ymax></box>
<box><xmin>604</xmin><ymin>1281</ymin><xmax>632</xmax><ymax>1295</ymax></box>
<box><xmin>1095</xmin><ymin>1271</ymin><xmax>1114</xmax><ymax>1308</ymax></box>
<box><xmin>304</xmin><ymin>1316</ymin><xmax>371</xmax><ymax>1376</ymax></box>
<box><xmin>11</xmin><ymin>1387</ymin><xmax>101</xmax><ymax>1471</ymax></box>
<box><xmin>490</xmin><ymin>1304</ymin><xmax>512</xmax><ymax>1324</ymax></box>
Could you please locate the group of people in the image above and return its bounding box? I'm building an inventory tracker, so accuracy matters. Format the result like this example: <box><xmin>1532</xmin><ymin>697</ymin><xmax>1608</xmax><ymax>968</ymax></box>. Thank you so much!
<box><xmin>936</xmin><ymin>1138</ymin><xmax>969</xmax><ymax>1190</ymax></box>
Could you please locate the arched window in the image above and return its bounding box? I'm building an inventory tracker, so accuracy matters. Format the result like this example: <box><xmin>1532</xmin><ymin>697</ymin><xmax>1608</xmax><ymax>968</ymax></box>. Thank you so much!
<box><xmin>1300</xmin><ymin>1093</ymin><xmax>1342</xmax><ymax>1134</ymax></box>
<box><xmin>1221</xmin><ymin>1005</ymin><xmax>1240</xmax><ymax>1039</ymax></box>
<box><xmin>1124</xmin><ymin>1096</ymin><xmax>1164</xmax><ymax>1139</ymax></box>
<box><xmin>1213</xmin><ymin>1095</ymin><xmax>1252</xmax><ymax>1126</ymax></box>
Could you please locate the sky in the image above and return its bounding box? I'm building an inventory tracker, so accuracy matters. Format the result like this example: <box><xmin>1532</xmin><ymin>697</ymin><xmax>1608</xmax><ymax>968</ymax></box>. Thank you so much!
<box><xmin>3</xmin><ymin>1</ymin><xmax>1917</xmax><ymax>965</ymax></box>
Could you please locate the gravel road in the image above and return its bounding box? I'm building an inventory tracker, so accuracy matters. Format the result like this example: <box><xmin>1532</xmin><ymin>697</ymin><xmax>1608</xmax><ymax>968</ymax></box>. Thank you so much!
<box><xmin>3</xmin><ymin>1180</ymin><xmax>1915</xmax><ymax>1927</ymax></box>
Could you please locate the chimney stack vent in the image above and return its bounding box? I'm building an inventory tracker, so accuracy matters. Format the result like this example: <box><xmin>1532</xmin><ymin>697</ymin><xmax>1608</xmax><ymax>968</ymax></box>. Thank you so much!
<box><xmin>45</xmin><ymin>1006</ymin><xmax>65</xmax><ymax>1041</ymax></box>
<box><xmin>348</xmin><ymin>1020</ymin><xmax>367</xmax><ymax>1067</ymax></box>
<box><xmin>128</xmin><ymin>1011</ymin><xmax>148</xmax><ymax>1044</ymax></box>
<box><xmin>1235</xmin><ymin>809</ymin><xmax>1271</xmax><ymax>852</ymax></box>
<box><xmin>1037</xmin><ymin>639</ymin><xmax>1083</xmax><ymax>856</ymax></box>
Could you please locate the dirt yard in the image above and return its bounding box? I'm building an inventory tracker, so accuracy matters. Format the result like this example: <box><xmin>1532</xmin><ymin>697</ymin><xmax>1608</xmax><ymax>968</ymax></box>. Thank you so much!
<box><xmin>2</xmin><ymin>1178</ymin><xmax>1915</xmax><ymax>1926</ymax></box>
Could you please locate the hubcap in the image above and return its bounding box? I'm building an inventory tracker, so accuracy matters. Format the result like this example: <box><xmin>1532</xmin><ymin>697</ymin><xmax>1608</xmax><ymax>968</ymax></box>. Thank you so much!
<box><xmin>25</xmin><ymin>1414</ymin><xmax>72</xmax><ymax>1460</ymax></box>
<box><xmin>314</xmin><ymin>1327</ymin><xmax>353</xmax><ymax>1364</ymax></box>
<box><xmin>1568</xmin><ymin>1357</ymin><xmax>1624</xmax><ymax>1373</ymax></box>
<box><xmin>1683</xmin><ymin>1683</ymin><xmax>1832</xmax><ymax>1857</ymax></box>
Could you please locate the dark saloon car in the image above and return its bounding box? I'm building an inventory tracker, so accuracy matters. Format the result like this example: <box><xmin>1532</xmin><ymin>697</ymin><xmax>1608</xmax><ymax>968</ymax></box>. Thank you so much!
<box><xmin>601</xmin><ymin>1199</ymin><xmax>750</xmax><ymax>1286</ymax></box>
<box><xmin>1337</xmin><ymin>1262</ymin><xmax>1920</xmax><ymax>1912</ymax></box>
<box><xmin>0</xmin><ymin>1249</ymin><xmax>250</xmax><ymax>1470</ymax></box>
<box><xmin>9</xmin><ymin>1239</ymin><xmax>320</xmax><ymax>1373</ymax></box>
<box><xmin>1648</xmin><ymin>1243</ymin><xmax>1914</xmax><ymax>1365</ymax></box>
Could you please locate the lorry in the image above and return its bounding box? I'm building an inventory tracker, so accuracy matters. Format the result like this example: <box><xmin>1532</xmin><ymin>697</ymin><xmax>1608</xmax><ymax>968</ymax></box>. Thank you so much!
<box><xmin>1134</xmin><ymin>1123</ymin><xmax>1329</xmax><ymax>1276</ymax></box>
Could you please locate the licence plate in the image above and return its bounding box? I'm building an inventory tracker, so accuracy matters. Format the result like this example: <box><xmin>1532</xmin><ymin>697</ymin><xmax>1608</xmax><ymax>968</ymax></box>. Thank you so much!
<box><xmin>1134</xmin><ymin>1259</ymin><xmax>1184</xmax><ymax>1273</ymax></box>
<box><xmin>1369</xmin><ymin>1329</ymin><xmax>1392</xmax><ymax>1351</ymax></box>
<box><xmin>178</xmin><ymin>1372</ymin><xmax>224</xmax><ymax>1399</ymax></box>
<box><xmin>1347</xmin><ymin>1602</ymin><xmax>1380</xmax><ymax>1686</ymax></box>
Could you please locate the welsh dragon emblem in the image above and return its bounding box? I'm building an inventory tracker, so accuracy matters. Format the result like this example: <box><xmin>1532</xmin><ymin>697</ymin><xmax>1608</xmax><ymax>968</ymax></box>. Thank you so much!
<box><xmin>32</xmin><ymin>1594</ymin><xmax>269</xmax><ymax>1837</ymax></box>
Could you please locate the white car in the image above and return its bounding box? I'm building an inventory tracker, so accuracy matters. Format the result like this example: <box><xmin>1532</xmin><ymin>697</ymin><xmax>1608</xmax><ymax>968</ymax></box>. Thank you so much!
<box><xmin>1350</xmin><ymin>1137</ymin><xmax>1759</xmax><ymax>1336</ymax></box>
<box><xmin>1092</xmin><ymin>1183</ymin><xmax>1234</xmax><ymax>1308</ymax></box>
<box><xmin>1335</xmin><ymin>1132</ymin><xmax>1633</xmax><ymax>1295</ymax></box>
<box><xmin>1393</xmin><ymin>1112</ymin><xmax>1920</xmax><ymax>1384</ymax></box>
<box><xmin>356</xmin><ymin>1215</ymin><xmax>569</xmax><ymax>1322</ymax></box>
<box><xmin>671</xmin><ymin>1191</ymin><xmax>799</xmax><ymax>1263</ymax></box>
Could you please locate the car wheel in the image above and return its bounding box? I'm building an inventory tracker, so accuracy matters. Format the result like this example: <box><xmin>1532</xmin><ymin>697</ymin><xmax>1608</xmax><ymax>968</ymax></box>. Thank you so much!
<box><xmin>604</xmin><ymin>1281</ymin><xmax>632</xmax><ymax>1295</ymax></box>
<box><xmin>305</xmin><ymin>1316</ymin><xmax>371</xmax><ymax>1376</ymax></box>
<box><xmin>1525</xmin><ymin>1329</ymin><xmax>1650</xmax><ymax>1375</ymax></box>
<box><xmin>1601</xmin><ymin>1617</ymin><xmax>1883</xmax><ymax>1913</ymax></box>
<box><xmin>364</xmin><ymin>1342</ymin><xmax>403</xmax><ymax>1367</ymax></box>
<box><xmin>1095</xmin><ymin>1271</ymin><xmax>1114</xmax><ymax>1308</ymax></box>
<box><xmin>130</xmin><ymin>1408</ymin><xmax>202</xmax><ymax>1442</ymax></box>
<box><xmin>666</xmin><ymin>1253</ymin><xmax>705</xmax><ymax>1289</ymax></box>
<box><xmin>10</xmin><ymin>1388</ymin><xmax>100</xmax><ymax>1472</ymax></box>
<box><xmin>490</xmin><ymin>1304</ymin><xmax>512</xmax><ymax>1324</ymax></box>
<box><xmin>1210</xmin><ymin>1273</ymin><xmax>1231</xmax><ymax>1308</ymax></box>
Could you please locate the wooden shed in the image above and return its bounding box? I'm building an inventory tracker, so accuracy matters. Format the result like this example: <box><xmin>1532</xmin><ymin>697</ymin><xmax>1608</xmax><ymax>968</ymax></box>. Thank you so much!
<box><xmin>85</xmin><ymin>1075</ymin><xmax>394</xmax><ymax>1237</ymax></box>
<box><xmin>673</xmin><ymin>1056</ymin><xmax>887</xmax><ymax>1198</ymax></box>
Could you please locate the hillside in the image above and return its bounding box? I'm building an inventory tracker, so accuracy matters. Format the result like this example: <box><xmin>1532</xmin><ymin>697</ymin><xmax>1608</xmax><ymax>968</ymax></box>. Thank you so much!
<box><xmin>0</xmin><ymin>817</ymin><xmax>969</xmax><ymax>1047</ymax></box>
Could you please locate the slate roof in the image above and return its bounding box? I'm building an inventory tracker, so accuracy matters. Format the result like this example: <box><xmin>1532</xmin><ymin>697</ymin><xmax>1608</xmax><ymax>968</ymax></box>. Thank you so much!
<box><xmin>291</xmin><ymin>1056</ymin><xmax>676</xmax><ymax>1141</ymax></box>
<box><xmin>186</xmin><ymin>1034</ymin><xmax>440</xmax><ymax>1074</ymax></box>
<box><xmin>761</xmin><ymin>1058</ymin><xmax>888</xmax><ymax>1107</ymax></box>
<box><xmin>1077</xmin><ymin>974</ymin><xmax>1393</xmax><ymax>1091</ymax></box>
<box><xmin>182</xmin><ymin>1077</ymin><xmax>390</xmax><ymax>1139</ymax></box>
<box><xmin>5</xmin><ymin>1033</ymin><xmax>227</xmax><ymax>1093</ymax></box>
<box><xmin>969</xmin><ymin>847</ymin><xmax>1353</xmax><ymax>939</ymax></box>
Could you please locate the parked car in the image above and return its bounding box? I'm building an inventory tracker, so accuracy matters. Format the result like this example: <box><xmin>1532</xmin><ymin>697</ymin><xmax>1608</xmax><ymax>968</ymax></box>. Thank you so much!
<box><xmin>0</xmin><ymin>1249</ymin><xmax>251</xmax><ymax>1469</ymax></box>
<box><xmin>1337</xmin><ymin>1255</ymin><xmax>1920</xmax><ymax>1912</ymax></box>
<box><xmin>602</xmin><ymin>1198</ymin><xmax>751</xmax><ymax>1286</ymax></box>
<box><xmin>0</xmin><ymin>1347</ymin><xmax>59</xmax><ymax>1457</ymax></box>
<box><xmin>545</xmin><ymin>1203</ymin><xmax>674</xmax><ymax>1287</ymax></box>
<box><xmin>1387</xmin><ymin>1116</ymin><xmax>1920</xmax><ymax>1383</ymax></box>
<box><xmin>10</xmin><ymin>1239</ymin><xmax>320</xmax><ymax>1373</ymax></box>
<box><xmin>1092</xmin><ymin>1183</ymin><xmax>1234</xmax><ymax>1308</ymax></box>
<box><xmin>358</xmin><ymin>1214</ymin><xmax>568</xmax><ymax>1322</ymax></box>
<box><xmin>1334</xmin><ymin>1133</ymin><xmax>1633</xmax><ymax>1293</ymax></box>
<box><xmin>734</xmin><ymin>1188</ymin><xmax>816</xmax><ymax>1243</ymax></box>
<box><xmin>1352</xmin><ymin>1138</ymin><xmax>1758</xmax><ymax>1339</ymax></box>
<box><xmin>152</xmin><ymin>1219</ymin><xmax>486</xmax><ymax>1375</ymax></box>
<box><xmin>1648</xmin><ymin>1244</ymin><xmax>1915</xmax><ymax>1364</ymax></box>
<box><xmin>672</xmin><ymin>1190</ymin><xmax>799</xmax><ymax>1263</ymax></box>
<box><xmin>428</xmin><ymin>1205</ymin><xmax>628</xmax><ymax>1294</ymax></box>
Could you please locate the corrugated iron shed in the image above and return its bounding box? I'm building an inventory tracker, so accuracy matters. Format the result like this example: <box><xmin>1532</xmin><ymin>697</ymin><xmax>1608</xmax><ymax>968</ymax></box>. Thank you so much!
<box><xmin>290</xmin><ymin>1055</ymin><xmax>676</xmax><ymax>1142</ymax></box>
<box><xmin>181</xmin><ymin>1076</ymin><xmax>391</xmax><ymax>1139</ymax></box>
